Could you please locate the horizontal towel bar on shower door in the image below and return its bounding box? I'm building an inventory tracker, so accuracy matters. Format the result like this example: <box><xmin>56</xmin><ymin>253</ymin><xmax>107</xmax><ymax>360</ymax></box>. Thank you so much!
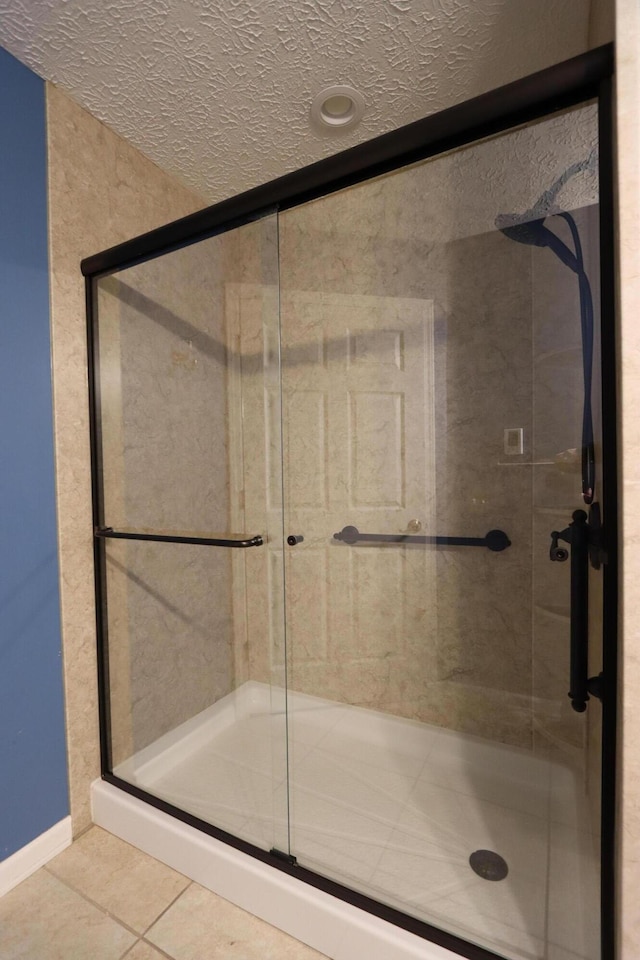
<box><xmin>333</xmin><ymin>525</ymin><xmax>511</xmax><ymax>552</ymax></box>
<box><xmin>95</xmin><ymin>527</ymin><xmax>263</xmax><ymax>548</ymax></box>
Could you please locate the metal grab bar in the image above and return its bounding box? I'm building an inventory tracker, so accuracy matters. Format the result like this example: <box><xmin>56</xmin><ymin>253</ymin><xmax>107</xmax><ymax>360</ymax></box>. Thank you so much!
<box><xmin>333</xmin><ymin>525</ymin><xmax>511</xmax><ymax>552</ymax></box>
<box><xmin>550</xmin><ymin>508</ymin><xmax>603</xmax><ymax>712</ymax></box>
<box><xmin>95</xmin><ymin>527</ymin><xmax>263</xmax><ymax>548</ymax></box>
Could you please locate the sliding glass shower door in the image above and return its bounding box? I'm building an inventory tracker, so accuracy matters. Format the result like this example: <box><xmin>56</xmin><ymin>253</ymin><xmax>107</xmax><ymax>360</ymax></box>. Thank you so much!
<box><xmin>92</xmin><ymin>213</ymin><xmax>291</xmax><ymax>855</ymax></box>
<box><xmin>88</xmin><ymin>88</ymin><xmax>609</xmax><ymax>960</ymax></box>
<box><xmin>278</xmin><ymin>101</ymin><xmax>603</xmax><ymax>960</ymax></box>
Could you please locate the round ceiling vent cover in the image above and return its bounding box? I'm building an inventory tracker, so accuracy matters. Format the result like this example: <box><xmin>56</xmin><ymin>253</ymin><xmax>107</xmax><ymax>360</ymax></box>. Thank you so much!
<box><xmin>310</xmin><ymin>85</ymin><xmax>365</xmax><ymax>131</ymax></box>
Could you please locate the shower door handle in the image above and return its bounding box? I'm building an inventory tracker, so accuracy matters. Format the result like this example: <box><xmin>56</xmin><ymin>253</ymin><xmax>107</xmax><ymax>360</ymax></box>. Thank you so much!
<box><xmin>333</xmin><ymin>525</ymin><xmax>510</xmax><ymax>551</ymax></box>
<box><xmin>549</xmin><ymin>509</ymin><xmax>603</xmax><ymax>712</ymax></box>
<box><xmin>95</xmin><ymin>527</ymin><xmax>264</xmax><ymax>548</ymax></box>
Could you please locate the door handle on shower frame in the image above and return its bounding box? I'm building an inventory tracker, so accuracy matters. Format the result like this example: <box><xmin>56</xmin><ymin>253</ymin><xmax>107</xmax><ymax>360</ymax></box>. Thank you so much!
<box><xmin>549</xmin><ymin>508</ymin><xmax>603</xmax><ymax>712</ymax></box>
<box><xmin>333</xmin><ymin>525</ymin><xmax>511</xmax><ymax>552</ymax></box>
<box><xmin>95</xmin><ymin>527</ymin><xmax>264</xmax><ymax>548</ymax></box>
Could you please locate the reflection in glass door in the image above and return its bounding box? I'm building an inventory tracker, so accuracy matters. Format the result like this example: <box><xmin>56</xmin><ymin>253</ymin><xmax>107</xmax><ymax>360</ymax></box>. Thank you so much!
<box><xmin>278</xmin><ymin>102</ymin><xmax>602</xmax><ymax>960</ymax></box>
<box><xmin>92</xmin><ymin>213</ymin><xmax>290</xmax><ymax>856</ymax></box>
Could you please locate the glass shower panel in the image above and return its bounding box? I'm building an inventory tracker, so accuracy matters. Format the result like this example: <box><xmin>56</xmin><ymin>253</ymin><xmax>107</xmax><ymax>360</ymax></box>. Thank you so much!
<box><xmin>278</xmin><ymin>103</ymin><xmax>602</xmax><ymax>960</ymax></box>
<box><xmin>94</xmin><ymin>214</ymin><xmax>289</xmax><ymax>854</ymax></box>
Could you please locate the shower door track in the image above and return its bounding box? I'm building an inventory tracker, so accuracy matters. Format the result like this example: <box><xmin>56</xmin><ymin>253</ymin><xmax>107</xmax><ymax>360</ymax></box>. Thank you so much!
<box><xmin>84</xmin><ymin>43</ymin><xmax>617</xmax><ymax>960</ymax></box>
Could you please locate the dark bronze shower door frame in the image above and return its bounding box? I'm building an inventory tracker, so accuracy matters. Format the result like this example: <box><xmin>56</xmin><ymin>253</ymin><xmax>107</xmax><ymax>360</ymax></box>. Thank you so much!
<box><xmin>83</xmin><ymin>45</ymin><xmax>617</xmax><ymax>960</ymax></box>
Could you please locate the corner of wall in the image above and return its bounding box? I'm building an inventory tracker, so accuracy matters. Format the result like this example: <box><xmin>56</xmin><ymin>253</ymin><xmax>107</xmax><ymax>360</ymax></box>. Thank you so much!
<box><xmin>45</xmin><ymin>80</ymin><xmax>206</xmax><ymax>835</ymax></box>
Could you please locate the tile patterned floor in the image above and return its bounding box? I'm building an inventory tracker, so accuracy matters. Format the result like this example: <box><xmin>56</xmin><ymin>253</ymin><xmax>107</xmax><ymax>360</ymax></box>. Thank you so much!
<box><xmin>0</xmin><ymin>826</ymin><xmax>328</xmax><ymax>960</ymax></box>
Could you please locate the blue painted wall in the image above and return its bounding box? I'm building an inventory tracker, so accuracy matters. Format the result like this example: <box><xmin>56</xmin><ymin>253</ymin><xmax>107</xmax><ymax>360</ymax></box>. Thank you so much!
<box><xmin>0</xmin><ymin>46</ymin><xmax>69</xmax><ymax>859</ymax></box>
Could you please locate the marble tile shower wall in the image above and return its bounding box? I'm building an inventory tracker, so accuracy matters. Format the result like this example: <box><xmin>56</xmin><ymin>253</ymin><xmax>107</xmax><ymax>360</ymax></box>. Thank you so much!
<box><xmin>530</xmin><ymin>205</ymin><xmax>601</xmax><ymax>789</ymax></box>
<box><xmin>432</xmin><ymin>230</ymin><xmax>533</xmax><ymax>747</ymax></box>
<box><xmin>92</xmin><ymin>166</ymin><xmax>601</xmax><ymax>767</ymax></box>
<box><xmin>221</xmin><ymin>220</ymin><xmax>283</xmax><ymax>692</ymax></box>
<box><xmin>98</xmin><ymin>186</ymin><xmax>600</xmax><ymax>766</ymax></box>
<box><xmin>94</xmin><ymin>214</ymin><xmax>282</xmax><ymax>768</ymax></box>
<box><xmin>95</xmin><ymin>245</ymin><xmax>235</xmax><ymax>765</ymax></box>
<box><xmin>261</xmin><ymin>183</ymin><xmax>539</xmax><ymax>749</ymax></box>
<box><xmin>612</xmin><ymin>5</ymin><xmax>639</xmax><ymax>953</ymax></box>
<box><xmin>46</xmin><ymin>84</ymin><xmax>205</xmax><ymax>832</ymax></box>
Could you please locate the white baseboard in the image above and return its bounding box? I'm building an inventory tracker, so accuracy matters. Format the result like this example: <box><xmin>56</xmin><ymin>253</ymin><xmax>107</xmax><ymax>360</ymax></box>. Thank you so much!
<box><xmin>92</xmin><ymin>780</ymin><xmax>454</xmax><ymax>960</ymax></box>
<box><xmin>0</xmin><ymin>817</ymin><xmax>72</xmax><ymax>897</ymax></box>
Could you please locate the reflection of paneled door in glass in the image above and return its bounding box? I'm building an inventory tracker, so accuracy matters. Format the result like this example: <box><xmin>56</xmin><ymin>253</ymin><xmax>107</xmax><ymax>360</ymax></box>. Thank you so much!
<box><xmin>280</xmin><ymin>292</ymin><xmax>436</xmax><ymax>719</ymax></box>
<box><xmin>226</xmin><ymin>281</ymin><xmax>286</xmax><ymax>690</ymax></box>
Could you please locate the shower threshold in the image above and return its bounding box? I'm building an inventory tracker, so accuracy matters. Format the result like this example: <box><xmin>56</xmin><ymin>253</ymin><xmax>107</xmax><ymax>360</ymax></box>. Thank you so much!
<box><xmin>94</xmin><ymin>683</ymin><xmax>599</xmax><ymax>960</ymax></box>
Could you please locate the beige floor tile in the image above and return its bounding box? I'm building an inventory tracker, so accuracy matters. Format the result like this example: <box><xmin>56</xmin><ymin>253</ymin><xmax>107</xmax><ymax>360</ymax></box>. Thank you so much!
<box><xmin>46</xmin><ymin>826</ymin><xmax>190</xmax><ymax>934</ymax></box>
<box><xmin>146</xmin><ymin>883</ymin><xmax>328</xmax><ymax>960</ymax></box>
<box><xmin>0</xmin><ymin>869</ymin><xmax>135</xmax><ymax>960</ymax></box>
<box><xmin>123</xmin><ymin>941</ymin><xmax>171</xmax><ymax>960</ymax></box>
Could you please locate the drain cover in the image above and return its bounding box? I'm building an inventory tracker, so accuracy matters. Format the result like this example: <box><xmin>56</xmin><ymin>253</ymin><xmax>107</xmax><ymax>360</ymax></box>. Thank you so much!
<box><xmin>469</xmin><ymin>849</ymin><xmax>508</xmax><ymax>881</ymax></box>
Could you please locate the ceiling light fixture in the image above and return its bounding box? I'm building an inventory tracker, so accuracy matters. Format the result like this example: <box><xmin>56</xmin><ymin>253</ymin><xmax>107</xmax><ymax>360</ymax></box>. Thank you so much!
<box><xmin>310</xmin><ymin>85</ymin><xmax>365</xmax><ymax>132</ymax></box>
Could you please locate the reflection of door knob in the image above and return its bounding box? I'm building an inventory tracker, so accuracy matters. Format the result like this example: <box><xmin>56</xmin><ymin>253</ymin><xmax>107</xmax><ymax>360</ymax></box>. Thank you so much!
<box><xmin>287</xmin><ymin>535</ymin><xmax>304</xmax><ymax>546</ymax></box>
<box><xmin>407</xmin><ymin>519</ymin><xmax>422</xmax><ymax>533</ymax></box>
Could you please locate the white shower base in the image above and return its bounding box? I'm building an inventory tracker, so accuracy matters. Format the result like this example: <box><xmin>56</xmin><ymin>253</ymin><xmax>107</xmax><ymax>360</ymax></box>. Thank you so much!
<box><xmin>94</xmin><ymin>682</ymin><xmax>599</xmax><ymax>960</ymax></box>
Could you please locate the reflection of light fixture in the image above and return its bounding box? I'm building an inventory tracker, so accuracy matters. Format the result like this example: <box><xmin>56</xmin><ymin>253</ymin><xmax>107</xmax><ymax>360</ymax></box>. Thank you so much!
<box><xmin>310</xmin><ymin>85</ymin><xmax>365</xmax><ymax>132</ymax></box>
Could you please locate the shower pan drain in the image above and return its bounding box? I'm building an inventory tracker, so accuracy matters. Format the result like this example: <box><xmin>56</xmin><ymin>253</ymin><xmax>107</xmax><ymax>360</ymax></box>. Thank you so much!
<box><xmin>468</xmin><ymin>850</ymin><xmax>509</xmax><ymax>881</ymax></box>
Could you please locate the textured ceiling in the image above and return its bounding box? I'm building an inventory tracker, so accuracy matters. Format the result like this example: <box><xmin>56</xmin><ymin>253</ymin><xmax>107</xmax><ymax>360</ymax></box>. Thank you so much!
<box><xmin>0</xmin><ymin>1</ymin><xmax>600</xmax><ymax>204</ymax></box>
<box><xmin>290</xmin><ymin>102</ymin><xmax>600</xmax><ymax>245</ymax></box>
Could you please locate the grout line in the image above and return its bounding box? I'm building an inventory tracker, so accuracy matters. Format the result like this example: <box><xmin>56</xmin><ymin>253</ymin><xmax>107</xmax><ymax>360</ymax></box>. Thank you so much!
<box><xmin>140</xmin><ymin>937</ymin><xmax>179</xmax><ymax>959</ymax></box>
<box><xmin>55</xmin><ymin>882</ymin><xmax>141</xmax><ymax>938</ymax></box>
<box><xmin>118</xmin><ymin>937</ymin><xmax>181</xmax><ymax>960</ymax></box>
<box><xmin>141</xmin><ymin>880</ymin><xmax>194</xmax><ymax>938</ymax></box>
<box><xmin>72</xmin><ymin>821</ymin><xmax>98</xmax><ymax>843</ymax></box>
<box><xmin>41</xmin><ymin>865</ymin><xmax>186</xmax><ymax>942</ymax></box>
<box><xmin>118</xmin><ymin>938</ymin><xmax>143</xmax><ymax>959</ymax></box>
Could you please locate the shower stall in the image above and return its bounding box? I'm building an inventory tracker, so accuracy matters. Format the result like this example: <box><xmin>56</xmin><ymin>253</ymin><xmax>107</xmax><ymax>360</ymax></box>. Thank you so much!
<box><xmin>84</xmin><ymin>47</ymin><xmax>616</xmax><ymax>960</ymax></box>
